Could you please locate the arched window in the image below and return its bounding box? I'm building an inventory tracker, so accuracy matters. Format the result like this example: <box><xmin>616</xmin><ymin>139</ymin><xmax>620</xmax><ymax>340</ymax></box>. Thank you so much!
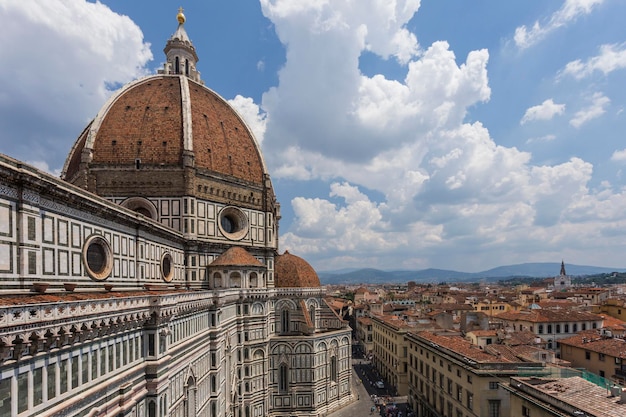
<box><xmin>230</xmin><ymin>272</ymin><xmax>242</xmax><ymax>288</ymax></box>
<box><xmin>185</xmin><ymin>59</ymin><xmax>189</xmax><ymax>76</ymax></box>
<box><xmin>281</xmin><ymin>309</ymin><xmax>289</xmax><ymax>334</ymax></box>
<box><xmin>538</xmin><ymin>324</ymin><xmax>544</xmax><ymax>334</ymax></box>
<box><xmin>279</xmin><ymin>363</ymin><xmax>288</xmax><ymax>392</ymax></box>
<box><xmin>330</xmin><ymin>356</ymin><xmax>337</xmax><ymax>382</ymax></box>
<box><xmin>175</xmin><ymin>57</ymin><xmax>180</xmax><ymax>74</ymax></box>
<box><xmin>185</xmin><ymin>376</ymin><xmax>196</xmax><ymax>417</ymax></box>
<box><xmin>309</xmin><ymin>305</ymin><xmax>316</xmax><ymax>328</ymax></box>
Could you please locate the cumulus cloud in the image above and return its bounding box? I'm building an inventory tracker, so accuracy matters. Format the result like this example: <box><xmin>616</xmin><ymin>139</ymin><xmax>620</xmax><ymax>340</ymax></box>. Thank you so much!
<box><xmin>514</xmin><ymin>0</ymin><xmax>604</xmax><ymax>49</ymax></box>
<box><xmin>560</xmin><ymin>43</ymin><xmax>626</xmax><ymax>79</ymax></box>
<box><xmin>611</xmin><ymin>149</ymin><xmax>626</xmax><ymax>162</ymax></box>
<box><xmin>228</xmin><ymin>95</ymin><xmax>268</xmax><ymax>144</ymax></box>
<box><xmin>0</xmin><ymin>0</ymin><xmax>152</xmax><ymax>172</ymax></box>
<box><xmin>521</xmin><ymin>99</ymin><xmax>566</xmax><ymax>125</ymax></box>
<box><xmin>570</xmin><ymin>92</ymin><xmax>610</xmax><ymax>128</ymax></box>
<box><xmin>250</xmin><ymin>0</ymin><xmax>626</xmax><ymax>270</ymax></box>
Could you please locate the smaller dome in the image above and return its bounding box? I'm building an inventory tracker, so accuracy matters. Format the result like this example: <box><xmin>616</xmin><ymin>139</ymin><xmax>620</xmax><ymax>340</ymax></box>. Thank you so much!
<box><xmin>210</xmin><ymin>246</ymin><xmax>264</xmax><ymax>268</ymax></box>
<box><xmin>275</xmin><ymin>251</ymin><xmax>320</xmax><ymax>288</ymax></box>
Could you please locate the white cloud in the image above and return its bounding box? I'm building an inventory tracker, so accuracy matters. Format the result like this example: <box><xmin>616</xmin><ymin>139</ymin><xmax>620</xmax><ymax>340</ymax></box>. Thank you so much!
<box><xmin>526</xmin><ymin>134</ymin><xmax>557</xmax><ymax>145</ymax></box>
<box><xmin>561</xmin><ymin>43</ymin><xmax>626</xmax><ymax>79</ymax></box>
<box><xmin>4</xmin><ymin>1</ymin><xmax>626</xmax><ymax>272</ymax></box>
<box><xmin>570</xmin><ymin>92</ymin><xmax>610</xmax><ymax>128</ymax></box>
<box><xmin>521</xmin><ymin>99</ymin><xmax>566</xmax><ymax>125</ymax></box>
<box><xmin>0</xmin><ymin>0</ymin><xmax>152</xmax><ymax>170</ymax></box>
<box><xmin>514</xmin><ymin>0</ymin><xmax>604</xmax><ymax>49</ymax></box>
<box><xmin>249</xmin><ymin>0</ymin><xmax>626</xmax><ymax>271</ymax></box>
<box><xmin>228</xmin><ymin>95</ymin><xmax>267</xmax><ymax>144</ymax></box>
<box><xmin>611</xmin><ymin>149</ymin><xmax>626</xmax><ymax>162</ymax></box>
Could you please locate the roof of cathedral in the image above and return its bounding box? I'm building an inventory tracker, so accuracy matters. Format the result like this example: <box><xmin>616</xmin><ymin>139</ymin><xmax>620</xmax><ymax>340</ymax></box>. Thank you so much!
<box><xmin>210</xmin><ymin>246</ymin><xmax>265</xmax><ymax>268</ymax></box>
<box><xmin>62</xmin><ymin>11</ymin><xmax>267</xmax><ymax>189</ymax></box>
<box><xmin>275</xmin><ymin>251</ymin><xmax>321</xmax><ymax>288</ymax></box>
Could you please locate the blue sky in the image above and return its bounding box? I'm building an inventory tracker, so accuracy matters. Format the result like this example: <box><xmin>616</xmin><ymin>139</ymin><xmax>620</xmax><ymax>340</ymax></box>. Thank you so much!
<box><xmin>2</xmin><ymin>0</ymin><xmax>626</xmax><ymax>272</ymax></box>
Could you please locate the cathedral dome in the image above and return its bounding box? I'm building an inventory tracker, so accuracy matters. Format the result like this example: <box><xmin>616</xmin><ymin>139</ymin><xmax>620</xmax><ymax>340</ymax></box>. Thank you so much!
<box><xmin>61</xmin><ymin>11</ymin><xmax>273</xmax><ymax>211</ymax></box>
<box><xmin>275</xmin><ymin>251</ymin><xmax>321</xmax><ymax>288</ymax></box>
<box><xmin>62</xmin><ymin>75</ymin><xmax>266</xmax><ymax>186</ymax></box>
<box><xmin>210</xmin><ymin>246</ymin><xmax>265</xmax><ymax>268</ymax></box>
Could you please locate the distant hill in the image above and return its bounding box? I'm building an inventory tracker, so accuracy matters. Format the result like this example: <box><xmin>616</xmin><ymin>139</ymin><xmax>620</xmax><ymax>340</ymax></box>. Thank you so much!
<box><xmin>318</xmin><ymin>263</ymin><xmax>625</xmax><ymax>285</ymax></box>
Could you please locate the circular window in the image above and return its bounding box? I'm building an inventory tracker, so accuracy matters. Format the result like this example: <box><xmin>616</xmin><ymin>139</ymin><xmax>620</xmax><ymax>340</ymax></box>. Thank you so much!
<box><xmin>82</xmin><ymin>235</ymin><xmax>113</xmax><ymax>281</ymax></box>
<box><xmin>161</xmin><ymin>253</ymin><xmax>174</xmax><ymax>282</ymax></box>
<box><xmin>217</xmin><ymin>207</ymin><xmax>248</xmax><ymax>240</ymax></box>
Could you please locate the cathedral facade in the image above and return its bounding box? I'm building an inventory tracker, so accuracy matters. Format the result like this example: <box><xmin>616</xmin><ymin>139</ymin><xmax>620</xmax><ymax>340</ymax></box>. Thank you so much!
<box><xmin>0</xmin><ymin>11</ymin><xmax>352</xmax><ymax>417</ymax></box>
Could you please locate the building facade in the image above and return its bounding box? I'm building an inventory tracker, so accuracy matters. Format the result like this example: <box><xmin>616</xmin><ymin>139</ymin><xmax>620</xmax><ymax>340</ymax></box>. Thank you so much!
<box><xmin>495</xmin><ymin>309</ymin><xmax>603</xmax><ymax>353</ymax></box>
<box><xmin>0</xmin><ymin>10</ymin><xmax>352</xmax><ymax>417</ymax></box>
<box><xmin>559</xmin><ymin>330</ymin><xmax>626</xmax><ymax>385</ymax></box>
<box><xmin>371</xmin><ymin>315</ymin><xmax>410</xmax><ymax>395</ymax></box>
<box><xmin>406</xmin><ymin>331</ymin><xmax>544</xmax><ymax>417</ymax></box>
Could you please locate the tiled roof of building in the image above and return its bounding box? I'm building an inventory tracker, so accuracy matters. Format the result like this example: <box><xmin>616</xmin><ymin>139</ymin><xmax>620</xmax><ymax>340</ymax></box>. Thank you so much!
<box><xmin>414</xmin><ymin>331</ymin><xmax>520</xmax><ymax>364</ymax></box>
<box><xmin>496</xmin><ymin>308</ymin><xmax>602</xmax><ymax>323</ymax></box>
<box><xmin>503</xmin><ymin>330</ymin><xmax>543</xmax><ymax>346</ymax></box>
<box><xmin>0</xmin><ymin>288</ymin><xmax>186</xmax><ymax>306</ymax></box>
<box><xmin>510</xmin><ymin>376</ymin><xmax>626</xmax><ymax>416</ymax></box>
<box><xmin>537</xmin><ymin>300</ymin><xmax>579</xmax><ymax>309</ymax></box>
<box><xmin>438</xmin><ymin>303</ymin><xmax>474</xmax><ymax>311</ymax></box>
<box><xmin>467</xmin><ymin>329</ymin><xmax>497</xmax><ymax>337</ymax></box>
<box><xmin>209</xmin><ymin>246</ymin><xmax>265</xmax><ymax>267</ymax></box>
<box><xmin>559</xmin><ymin>331</ymin><xmax>626</xmax><ymax>359</ymax></box>
<box><xmin>274</xmin><ymin>251</ymin><xmax>321</xmax><ymax>288</ymax></box>
<box><xmin>599</xmin><ymin>314</ymin><xmax>626</xmax><ymax>331</ymax></box>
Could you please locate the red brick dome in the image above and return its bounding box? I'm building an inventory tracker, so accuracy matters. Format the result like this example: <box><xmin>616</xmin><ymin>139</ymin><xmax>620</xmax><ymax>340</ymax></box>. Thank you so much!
<box><xmin>62</xmin><ymin>13</ymin><xmax>276</xmax><ymax>215</ymax></box>
<box><xmin>275</xmin><ymin>251</ymin><xmax>321</xmax><ymax>288</ymax></box>
<box><xmin>62</xmin><ymin>74</ymin><xmax>267</xmax><ymax>188</ymax></box>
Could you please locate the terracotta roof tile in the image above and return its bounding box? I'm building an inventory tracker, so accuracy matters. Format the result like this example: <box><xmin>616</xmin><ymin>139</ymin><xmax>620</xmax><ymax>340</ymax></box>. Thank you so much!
<box><xmin>209</xmin><ymin>246</ymin><xmax>265</xmax><ymax>267</ymax></box>
<box><xmin>414</xmin><ymin>331</ymin><xmax>520</xmax><ymax>364</ymax></box>
<box><xmin>559</xmin><ymin>331</ymin><xmax>626</xmax><ymax>358</ymax></box>
<box><xmin>274</xmin><ymin>251</ymin><xmax>320</xmax><ymax>288</ymax></box>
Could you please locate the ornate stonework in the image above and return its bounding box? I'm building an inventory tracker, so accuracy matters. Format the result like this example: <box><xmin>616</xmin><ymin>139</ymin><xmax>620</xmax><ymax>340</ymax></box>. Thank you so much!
<box><xmin>0</xmin><ymin>11</ymin><xmax>351</xmax><ymax>417</ymax></box>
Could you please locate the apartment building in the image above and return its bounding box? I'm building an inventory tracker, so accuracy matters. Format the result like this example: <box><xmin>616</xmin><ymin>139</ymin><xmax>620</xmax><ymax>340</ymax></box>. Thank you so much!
<box><xmin>495</xmin><ymin>309</ymin><xmax>604</xmax><ymax>352</ymax></box>
<box><xmin>371</xmin><ymin>314</ymin><xmax>413</xmax><ymax>395</ymax></box>
<box><xmin>559</xmin><ymin>330</ymin><xmax>626</xmax><ymax>385</ymax></box>
<box><xmin>406</xmin><ymin>331</ymin><xmax>544</xmax><ymax>417</ymax></box>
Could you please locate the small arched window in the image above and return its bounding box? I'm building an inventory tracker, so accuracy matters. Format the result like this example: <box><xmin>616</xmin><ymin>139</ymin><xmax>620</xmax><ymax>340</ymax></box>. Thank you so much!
<box><xmin>213</xmin><ymin>272</ymin><xmax>222</xmax><ymax>288</ymax></box>
<box><xmin>330</xmin><ymin>356</ymin><xmax>337</xmax><ymax>382</ymax></box>
<box><xmin>175</xmin><ymin>57</ymin><xmax>180</xmax><ymax>74</ymax></box>
<box><xmin>279</xmin><ymin>363</ymin><xmax>288</xmax><ymax>392</ymax></box>
<box><xmin>309</xmin><ymin>305</ymin><xmax>316</xmax><ymax>328</ymax></box>
<box><xmin>281</xmin><ymin>309</ymin><xmax>289</xmax><ymax>334</ymax></box>
<box><xmin>185</xmin><ymin>59</ymin><xmax>189</xmax><ymax>76</ymax></box>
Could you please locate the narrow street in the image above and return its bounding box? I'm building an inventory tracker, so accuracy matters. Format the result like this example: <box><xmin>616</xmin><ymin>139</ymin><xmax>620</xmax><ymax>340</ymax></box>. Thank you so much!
<box><xmin>328</xmin><ymin>355</ymin><xmax>411</xmax><ymax>417</ymax></box>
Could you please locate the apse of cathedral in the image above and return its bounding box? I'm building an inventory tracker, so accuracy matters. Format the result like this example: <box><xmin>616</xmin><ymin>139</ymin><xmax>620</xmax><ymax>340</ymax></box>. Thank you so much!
<box><xmin>0</xmin><ymin>10</ymin><xmax>352</xmax><ymax>417</ymax></box>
